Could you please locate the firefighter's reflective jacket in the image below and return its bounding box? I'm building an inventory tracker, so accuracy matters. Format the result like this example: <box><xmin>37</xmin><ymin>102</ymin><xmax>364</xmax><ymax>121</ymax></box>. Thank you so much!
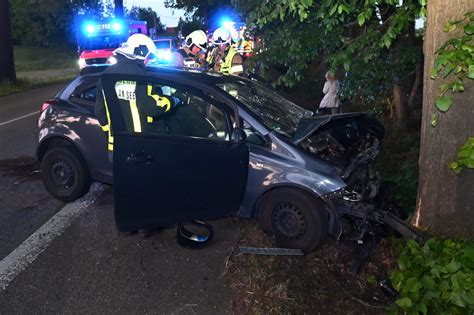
<box><xmin>207</xmin><ymin>46</ymin><xmax>243</xmax><ymax>75</ymax></box>
<box><xmin>95</xmin><ymin>56</ymin><xmax>171</xmax><ymax>152</ymax></box>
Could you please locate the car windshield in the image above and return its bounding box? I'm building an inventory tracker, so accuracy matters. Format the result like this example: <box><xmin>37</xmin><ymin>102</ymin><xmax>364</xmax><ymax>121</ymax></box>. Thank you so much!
<box><xmin>83</xmin><ymin>35</ymin><xmax>122</xmax><ymax>51</ymax></box>
<box><xmin>154</xmin><ymin>40</ymin><xmax>171</xmax><ymax>50</ymax></box>
<box><xmin>216</xmin><ymin>81</ymin><xmax>312</xmax><ymax>138</ymax></box>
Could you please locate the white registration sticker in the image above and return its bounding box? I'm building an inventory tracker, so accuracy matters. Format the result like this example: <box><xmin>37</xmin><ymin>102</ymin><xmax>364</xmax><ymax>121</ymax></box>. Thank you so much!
<box><xmin>115</xmin><ymin>81</ymin><xmax>136</xmax><ymax>101</ymax></box>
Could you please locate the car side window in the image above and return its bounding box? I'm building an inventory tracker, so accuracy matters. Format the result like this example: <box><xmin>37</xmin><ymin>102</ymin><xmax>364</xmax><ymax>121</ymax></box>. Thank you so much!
<box><xmin>114</xmin><ymin>80</ymin><xmax>232</xmax><ymax>141</ymax></box>
<box><xmin>242</xmin><ymin>119</ymin><xmax>267</xmax><ymax>146</ymax></box>
<box><xmin>72</xmin><ymin>86</ymin><xmax>97</xmax><ymax>103</ymax></box>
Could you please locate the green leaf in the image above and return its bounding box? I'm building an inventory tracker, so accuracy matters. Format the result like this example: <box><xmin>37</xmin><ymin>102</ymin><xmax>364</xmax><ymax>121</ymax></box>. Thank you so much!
<box><xmin>446</xmin><ymin>259</ymin><xmax>461</xmax><ymax>273</ymax></box>
<box><xmin>418</xmin><ymin>0</ymin><xmax>426</xmax><ymax>5</ymax></box>
<box><xmin>396</xmin><ymin>297</ymin><xmax>413</xmax><ymax>308</ymax></box>
<box><xmin>443</xmin><ymin>63</ymin><xmax>455</xmax><ymax>78</ymax></box>
<box><xmin>463</xmin><ymin>292</ymin><xmax>474</xmax><ymax>304</ymax></box>
<box><xmin>357</xmin><ymin>13</ymin><xmax>365</xmax><ymax>26</ymax></box>
<box><xmin>406</xmin><ymin>277</ymin><xmax>422</xmax><ymax>293</ymax></box>
<box><xmin>329</xmin><ymin>4</ymin><xmax>338</xmax><ymax>16</ymax></box>
<box><xmin>468</xmin><ymin>65</ymin><xmax>474</xmax><ymax>79</ymax></box>
<box><xmin>450</xmin><ymin>292</ymin><xmax>466</xmax><ymax>307</ymax></box>
<box><xmin>416</xmin><ymin>302</ymin><xmax>428</xmax><ymax>315</ymax></box>
<box><xmin>421</xmin><ymin>276</ymin><xmax>435</xmax><ymax>290</ymax></box>
<box><xmin>464</xmin><ymin>23</ymin><xmax>474</xmax><ymax>35</ymax></box>
<box><xmin>435</xmin><ymin>96</ymin><xmax>452</xmax><ymax>112</ymax></box>
<box><xmin>444</xmin><ymin>22</ymin><xmax>458</xmax><ymax>33</ymax></box>
<box><xmin>398</xmin><ymin>255</ymin><xmax>412</xmax><ymax>270</ymax></box>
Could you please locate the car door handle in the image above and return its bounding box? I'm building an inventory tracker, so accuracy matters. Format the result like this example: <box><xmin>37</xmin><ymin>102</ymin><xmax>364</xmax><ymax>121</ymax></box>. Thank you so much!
<box><xmin>126</xmin><ymin>153</ymin><xmax>153</xmax><ymax>165</ymax></box>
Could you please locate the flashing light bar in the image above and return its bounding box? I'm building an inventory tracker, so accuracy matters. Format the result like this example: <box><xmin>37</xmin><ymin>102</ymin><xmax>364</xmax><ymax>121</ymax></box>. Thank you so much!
<box><xmin>82</xmin><ymin>20</ymin><xmax>123</xmax><ymax>36</ymax></box>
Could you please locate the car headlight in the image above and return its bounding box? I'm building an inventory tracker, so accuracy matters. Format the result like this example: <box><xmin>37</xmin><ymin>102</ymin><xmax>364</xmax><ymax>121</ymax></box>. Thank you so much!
<box><xmin>107</xmin><ymin>56</ymin><xmax>117</xmax><ymax>65</ymax></box>
<box><xmin>78</xmin><ymin>58</ymin><xmax>87</xmax><ymax>69</ymax></box>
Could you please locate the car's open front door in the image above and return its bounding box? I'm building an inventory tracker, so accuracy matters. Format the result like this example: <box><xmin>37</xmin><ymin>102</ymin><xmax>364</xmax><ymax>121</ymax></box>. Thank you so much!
<box><xmin>100</xmin><ymin>73</ymin><xmax>249</xmax><ymax>231</ymax></box>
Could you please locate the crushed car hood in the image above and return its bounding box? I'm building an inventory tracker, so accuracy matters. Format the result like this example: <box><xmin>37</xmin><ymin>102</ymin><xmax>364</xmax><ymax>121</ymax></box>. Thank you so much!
<box><xmin>292</xmin><ymin>113</ymin><xmax>385</xmax><ymax>145</ymax></box>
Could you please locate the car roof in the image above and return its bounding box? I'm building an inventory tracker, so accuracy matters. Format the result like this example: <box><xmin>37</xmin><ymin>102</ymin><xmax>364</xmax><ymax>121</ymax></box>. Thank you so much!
<box><xmin>79</xmin><ymin>64</ymin><xmax>245</xmax><ymax>86</ymax></box>
<box><xmin>153</xmin><ymin>36</ymin><xmax>177</xmax><ymax>41</ymax></box>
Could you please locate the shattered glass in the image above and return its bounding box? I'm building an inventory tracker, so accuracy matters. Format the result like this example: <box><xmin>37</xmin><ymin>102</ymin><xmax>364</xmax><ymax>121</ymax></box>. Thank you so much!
<box><xmin>216</xmin><ymin>81</ymin><xmax>312</xmax><ymax>138</ymax></box>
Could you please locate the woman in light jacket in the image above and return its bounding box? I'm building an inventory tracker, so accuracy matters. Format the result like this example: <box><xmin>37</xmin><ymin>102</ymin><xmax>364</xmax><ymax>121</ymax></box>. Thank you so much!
<box><xmin>318</xmin><ymin>71</ymin><xmax>340</xmax><ymax>115</ymax></box>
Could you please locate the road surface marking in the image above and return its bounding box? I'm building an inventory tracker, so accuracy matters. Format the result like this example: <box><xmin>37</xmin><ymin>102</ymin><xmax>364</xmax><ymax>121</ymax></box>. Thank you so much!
<box><xmin>0</xmin><ymin>111</ymin><xmax>40</xmax><ymax>126</ymax></box>
<box><xmin>0</xmin><ymin>183</ymin><xmax>105</xmax><ymax>290</ymax></box>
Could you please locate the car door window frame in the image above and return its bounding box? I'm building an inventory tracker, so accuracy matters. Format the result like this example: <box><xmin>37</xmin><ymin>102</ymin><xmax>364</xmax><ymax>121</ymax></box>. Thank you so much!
<box><xmin>101</xmin><ymin>73</ymin><xmax>240</xmax><ymax>142</ymax></box>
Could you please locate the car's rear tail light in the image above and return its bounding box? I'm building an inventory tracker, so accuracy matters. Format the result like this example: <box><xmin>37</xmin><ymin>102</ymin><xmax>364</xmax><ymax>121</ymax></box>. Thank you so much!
<box><xmin>41</xmin><ymin>99</ymin><xmax>59</xmax><ymax>112</ymax></box>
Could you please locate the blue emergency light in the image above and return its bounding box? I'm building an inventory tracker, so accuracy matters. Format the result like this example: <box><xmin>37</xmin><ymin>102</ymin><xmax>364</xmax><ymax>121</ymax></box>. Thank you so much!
<box><xmin>112</xmin><ymin>21</ymin><xmax>122</xmax><ymax>32</ymax></box>
<box><xmin>84</xmin><ymin>23</ymin><xmax>96</xmax><ymax>35</ymax></box>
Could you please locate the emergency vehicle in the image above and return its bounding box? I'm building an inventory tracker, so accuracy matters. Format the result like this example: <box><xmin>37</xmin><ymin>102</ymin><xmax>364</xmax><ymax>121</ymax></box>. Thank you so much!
<box><xmin>76</xmin><ymin>18</ymin><xmax>148</xmax><ymax>69</ymax></box>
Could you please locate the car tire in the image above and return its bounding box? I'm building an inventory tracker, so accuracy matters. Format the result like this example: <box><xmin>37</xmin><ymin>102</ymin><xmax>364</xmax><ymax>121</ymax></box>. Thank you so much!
<box><xmin>41</xmin><ymin>146</ymin><xmax>91</xmax><ymax>202</ymax></box>
<box><xmin>258</xmin><ymin>188</ymin><xmax>328</xmax><ymax>253</ymax></box>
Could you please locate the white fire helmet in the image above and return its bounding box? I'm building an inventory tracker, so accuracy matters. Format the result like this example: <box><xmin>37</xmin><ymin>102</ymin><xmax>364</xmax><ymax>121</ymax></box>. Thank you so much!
<box><xmin>185</xmin><ymin>30</ymin><xmax>208</xmax><ymax>52</ymax></box>
<box><xmin>114</xmin><ymin>34</ymin><xmax>156</xmax><ymax>60</ymax></box>
<box><xmin>212</xmin><ymin>28</ymin><xmax>232</xmax><ymax>45</ymax></box>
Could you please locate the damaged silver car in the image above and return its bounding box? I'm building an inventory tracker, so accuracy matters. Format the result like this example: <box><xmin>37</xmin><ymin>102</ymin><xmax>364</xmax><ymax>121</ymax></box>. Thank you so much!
<box><xmin>38</xmin><ymin>66</ymin><xmax>419</xmax><ymax>253</ymax></box>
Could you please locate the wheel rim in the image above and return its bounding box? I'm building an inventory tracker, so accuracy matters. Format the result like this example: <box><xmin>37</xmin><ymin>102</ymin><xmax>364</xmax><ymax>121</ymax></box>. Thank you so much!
<box><xmin>50</xmin><ymin>158</ymin><xmax>75</xmax><ymax>190</ymax></box>
<box><xmin>272</xmin><ymin>203</ymin><xmax>307</xmax><ymax>240</ymax></box>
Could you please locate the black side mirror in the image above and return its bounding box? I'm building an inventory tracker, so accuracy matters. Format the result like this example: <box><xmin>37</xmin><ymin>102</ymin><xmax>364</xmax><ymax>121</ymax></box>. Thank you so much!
<box><xmin>231</xmin><ymin>127</ymin><xmax>247</xmax><ymax>144</ymax></box>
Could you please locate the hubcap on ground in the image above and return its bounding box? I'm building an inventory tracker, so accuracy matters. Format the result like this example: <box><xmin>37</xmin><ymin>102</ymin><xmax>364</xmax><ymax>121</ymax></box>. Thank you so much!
<box><xmin>272</xmin><ymin>203</ymin><xmax>306</xmax><ymax>240</ymax></box>
<box><xmin>51</xmin><ymin>159</ymin><xmax>74</xmax><ymax>189</ymax></box>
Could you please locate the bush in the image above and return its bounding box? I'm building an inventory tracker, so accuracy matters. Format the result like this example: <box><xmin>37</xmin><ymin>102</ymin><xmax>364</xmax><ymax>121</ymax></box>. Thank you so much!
<box><xmin>390</xmin><ymin>238</ymin><xmax>474</xmax><ymax>314</ymax></box>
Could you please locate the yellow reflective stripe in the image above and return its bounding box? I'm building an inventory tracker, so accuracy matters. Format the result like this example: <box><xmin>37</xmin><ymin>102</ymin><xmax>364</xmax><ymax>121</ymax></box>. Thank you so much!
<box><xmin>147</xmin><ymin>85</ymin><xmax>171</xmax><ymax>112</ymax></box>
<box><xmin>147</xmin><ymin>116</ymin><xmax>153</xmax><ymax>123</ymax></box>
<box><xmin>129</xmin><ymin>99</ymin><xmax>142</xmax><ymax>133</ymax></box>
<box><xmin>102</xmin><ymin>89</ymin><xmax>114</xmax><ymax>152</ymax></box>
<box><xmin>101</xmin><ymin>124</ymin><xmax>109</xmax><ymax>132</ymax></box>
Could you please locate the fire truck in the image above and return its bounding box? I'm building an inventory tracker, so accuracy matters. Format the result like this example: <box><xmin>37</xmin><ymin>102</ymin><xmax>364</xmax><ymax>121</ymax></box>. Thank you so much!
<box><xmin>76</xmin><ymin>18</ymin><xmax>148</xmax><ymax>69</ymax></box>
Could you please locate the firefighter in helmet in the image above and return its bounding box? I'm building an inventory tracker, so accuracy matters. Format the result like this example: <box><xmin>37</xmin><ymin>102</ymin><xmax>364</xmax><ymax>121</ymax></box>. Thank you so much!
<box><xmin>207</xmin><ymin>27</ymin><xmax>243</xmax><ymax>75</ymax></box>
<box><xmin>170</xmin><ymin>30</ymin><xmax>208</xmax><ymax>68</ymax></box>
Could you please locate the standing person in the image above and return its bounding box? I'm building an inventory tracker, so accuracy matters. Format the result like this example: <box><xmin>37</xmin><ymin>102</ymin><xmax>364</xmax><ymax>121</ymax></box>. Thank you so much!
<box><xmin>170</xmin><ymin>30</ymin><xmax>208</xmax><ymax>68</ymax></box>
<box><xmin>207</xmin><ymin>28</ymin><xmax>243</xmax><ymax>75</ymax></box>
<box><xmin>318</xmin><ymin>71</ymin><xmax>340</xmax><ymax>115</ymax></box>
<box><xmin>95</xmin><ymin>34</ymin><xmax>168</xmax><ymax>238</ymax></box>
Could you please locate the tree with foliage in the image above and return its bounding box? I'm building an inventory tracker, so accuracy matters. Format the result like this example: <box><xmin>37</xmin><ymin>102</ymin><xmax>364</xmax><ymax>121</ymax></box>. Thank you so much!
<box><xmin>414</xmin><ymin>0</ymin><xmax>474</xmax><ymax>238</ymax></box>
<box><xmin>0</xmin><ymin>0</ymin><xmax>16</xmax><ymax>82</ymax></box>
<box><xmin>177</xmin><ymin>16</ymin><xmax>206</xmax><ymax>37</ymax></box>
<box><xmin>10</xmin><ymin>0</ymin><xmax>104</xmax><ymax>46</ymax></box>
<box><xmin>234</xmin><ymin>0</ymin><xmax>424</xmax><ymax>127</ymax></box>
<box><xmin>165</xmin><ymin>0</ymin><xmax>232</xmax><ymax>27</ymax></box>
<box><xmin>128</xmin><ymin>6</ymin><xmax>165</xmax><ymax>35</ymax></box>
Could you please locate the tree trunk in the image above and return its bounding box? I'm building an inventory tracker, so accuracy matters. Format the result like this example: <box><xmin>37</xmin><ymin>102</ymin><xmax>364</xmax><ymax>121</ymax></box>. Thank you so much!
<box><xmin>114</xmin><ymin>0</ymin><xmax>124</xmax><ymax>18</ymax></box>
<box><xmin>393</xmin><ymin>83</ymin><xmax>407</xmax><ymax>128</ymax></box>
<box><xmin>0</xmin><ymin>0</ymin><xmax>16</xmax><ymax>83</ymax></box>
<box><xmin>414</xmin><ymin>0</ymin><xmax>474</xmax><ymax>237</ymax></box>
<box><xmin>408</xmin><ymin>62</ymin><xmax>422</xmax><ymax>111</ymax></box>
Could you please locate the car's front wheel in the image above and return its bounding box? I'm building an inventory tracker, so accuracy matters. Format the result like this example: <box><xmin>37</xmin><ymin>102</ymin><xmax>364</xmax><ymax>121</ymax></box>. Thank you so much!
<box><xmin>41</xmin><ymin>146</ymin><xmax>91</xmax><ymax>202</ymax></box>
<box><xmin>258</xmin><ymin>188</ymin><xmax>328</xmax><ymax>253</ymax></box>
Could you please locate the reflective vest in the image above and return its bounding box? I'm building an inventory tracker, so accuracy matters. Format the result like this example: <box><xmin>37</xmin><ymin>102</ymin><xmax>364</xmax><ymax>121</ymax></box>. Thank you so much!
<box><xmin>208</xmin><ymin>46</ymin><xmax>243</xmax><ymax>74</ymax></box>
<box><xmin>101</xmin><ymin>83</ymin><xmax>174</xmax><ymax>151</ymax></box>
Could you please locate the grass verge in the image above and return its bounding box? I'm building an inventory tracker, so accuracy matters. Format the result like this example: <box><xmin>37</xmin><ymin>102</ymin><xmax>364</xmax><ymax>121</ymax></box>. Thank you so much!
<box><xmin>0</xmin><ymin>75</ymin><xmax>75</xmax><ymax>97</ymax></box>
<box><xmin>226</xmin><ymin>220</ymin><xmax>400</xmax><ymax>314</ymax></box>
<box><xmin>14</xmin><ymin>46</ymin><xmax>77</xmax><ymax>72</ymax></box>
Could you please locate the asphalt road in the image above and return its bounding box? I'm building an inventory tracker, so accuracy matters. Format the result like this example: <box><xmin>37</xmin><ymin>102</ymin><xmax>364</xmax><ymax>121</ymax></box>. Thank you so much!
<box><xmin>0</xmin><ymin>84</ymin><xmax>239</xmax><ymax>314</ymax></box>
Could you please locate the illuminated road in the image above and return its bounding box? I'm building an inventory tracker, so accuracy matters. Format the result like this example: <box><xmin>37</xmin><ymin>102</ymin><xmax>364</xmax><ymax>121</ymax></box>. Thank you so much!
<box><xmin>0</xmin><ymin>84</ymin><xmax>237</xmax><ymax>314</ymax></box>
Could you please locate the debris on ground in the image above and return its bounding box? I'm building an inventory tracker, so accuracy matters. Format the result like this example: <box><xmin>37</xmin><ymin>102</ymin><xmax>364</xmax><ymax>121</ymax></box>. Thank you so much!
<box><xmin>226</xmin><ymin>219</ymin><xmax>399</xmax><ymax>314</ymax></box>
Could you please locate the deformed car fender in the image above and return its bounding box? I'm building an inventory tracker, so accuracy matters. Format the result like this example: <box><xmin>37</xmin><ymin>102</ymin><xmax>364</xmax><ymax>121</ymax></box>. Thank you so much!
<box><xmin>237</xmin><ymin>133</ymin><xmax>346</xmax><ymax>236</ymax></box>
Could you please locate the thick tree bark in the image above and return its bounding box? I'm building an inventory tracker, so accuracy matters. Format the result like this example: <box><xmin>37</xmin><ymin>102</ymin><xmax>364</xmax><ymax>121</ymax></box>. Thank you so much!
<box><xmin>393</xmin><ymin>83</ymin><xmax>407</xmax><ymax>127</ymax></box>
<box><xmin>408</xmin><ymin>62</ymin><xmax>422</xmax><ymax>111</ymax></box>
<box><xmin>0</xmin><ymin>0</ymin><xmax>16</xmax><ymax>83</ymax></box>
<box><xmin>414</xmin><ymin>0</ymin><xmax>474</xmax><ymax>237</ymax></box>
